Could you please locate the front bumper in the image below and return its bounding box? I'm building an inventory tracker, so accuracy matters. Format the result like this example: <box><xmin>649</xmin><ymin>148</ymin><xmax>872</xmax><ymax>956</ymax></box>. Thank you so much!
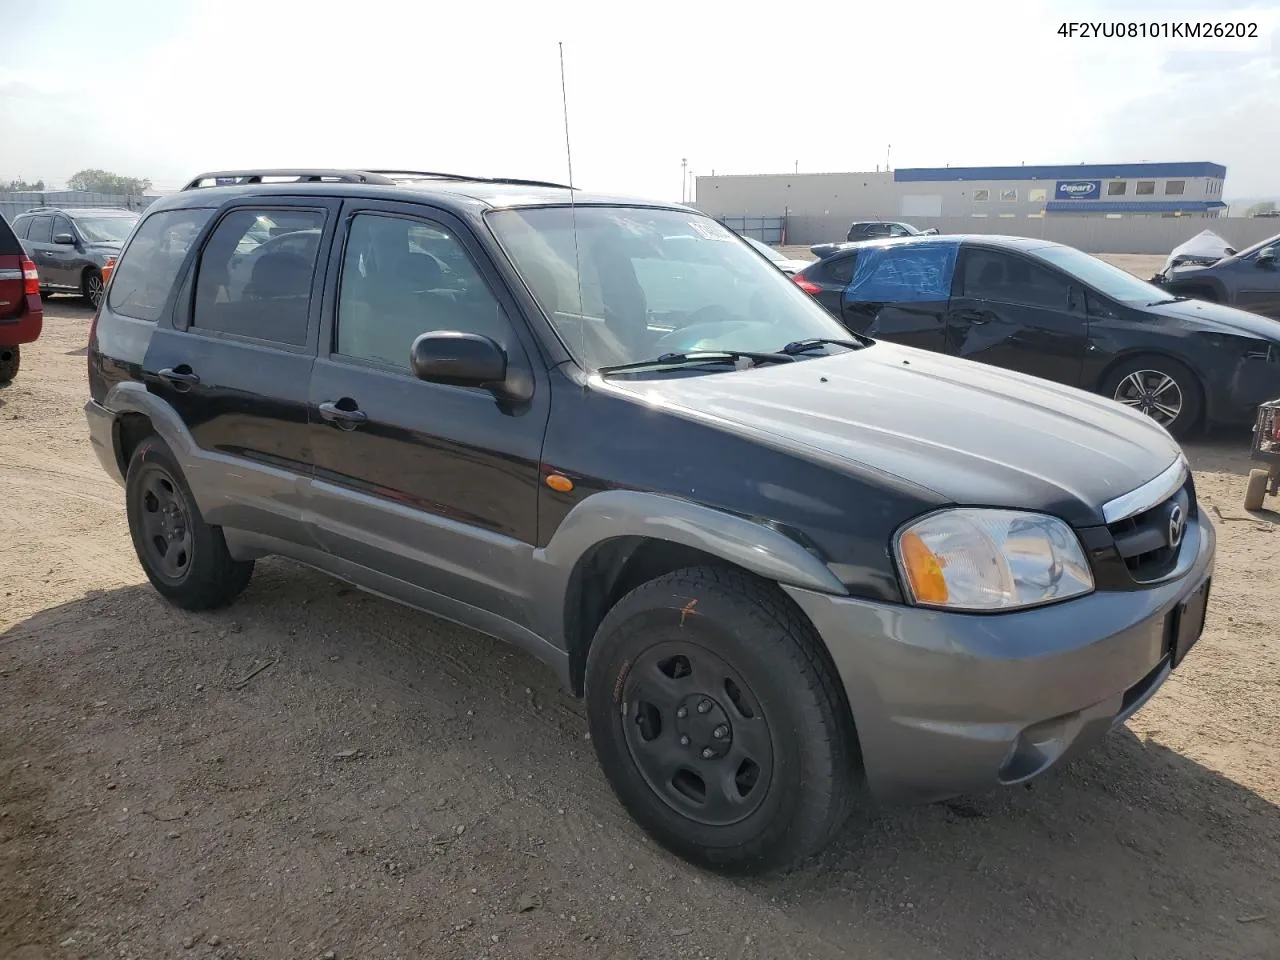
<box><xmin>85</xmin><ymin>399</ymin><xmax>126</xmax><ymax>487</ymax></box>
<box><xmin>784</xmin><ymin>510</ymin><xmax>1216</xmax><ymax>804</ymax></box>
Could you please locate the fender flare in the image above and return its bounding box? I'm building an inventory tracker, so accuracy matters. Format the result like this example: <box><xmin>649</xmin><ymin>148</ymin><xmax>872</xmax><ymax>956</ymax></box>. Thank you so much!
<box><xmin>530</xmin><ymin>489</ymin><xmax>848</xmax><ymax>647</ymax></box>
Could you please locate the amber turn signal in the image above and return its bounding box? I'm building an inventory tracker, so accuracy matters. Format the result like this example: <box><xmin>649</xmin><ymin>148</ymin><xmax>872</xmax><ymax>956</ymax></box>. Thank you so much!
<box><xmin>545</xmin><ymin>473</ymin><xmax>574</xmax><ymax>493</ymax></box>
<box><xmin>898</xmin><ymin>530</ymin><xmax>949</xmax><ymax>604</ymax></box>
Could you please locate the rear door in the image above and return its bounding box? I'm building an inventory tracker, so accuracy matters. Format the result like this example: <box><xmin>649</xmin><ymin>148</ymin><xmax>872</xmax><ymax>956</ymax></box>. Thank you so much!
<box><xmin>838</xmin><ymin>241</ymin><xmax>956</xmax><ymax>352</ymax></box>
<box><xmin>141</xmin><ymin>198</ymin><xmax>338</xmax><ymax>545</ymax></box>
<box><xmin>945</xmin><ymin>245</ymin><xmax>1089</xmax><ymax>386</ymax></box>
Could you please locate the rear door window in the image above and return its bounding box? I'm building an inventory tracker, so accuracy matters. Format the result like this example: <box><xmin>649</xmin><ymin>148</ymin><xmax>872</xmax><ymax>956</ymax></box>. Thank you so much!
<box><xmin>192</xmin><ymin>208</ymin><xmax>327</xmax><ymax>347</ymax></box>
<box><xmin>846</xmin><ymin>244</ymin><xmax>957</xmax><ymax>302</ymax></box>
<box><xmin>107</xmin><ymin>208</ymin><xmax>214</xmax><ymax>322</ymax></box>
<box><xmin>28</xmin><ymin>217</ymin><xmax>52</xmax><ymax>244</ymax></box>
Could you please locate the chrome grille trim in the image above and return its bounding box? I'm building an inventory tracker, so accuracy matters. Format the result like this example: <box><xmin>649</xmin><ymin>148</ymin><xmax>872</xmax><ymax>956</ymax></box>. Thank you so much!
<box><xmin>1101</xmin><ymin>454</ymin><xmax>1189</xmax><ymax>525</ymax></box>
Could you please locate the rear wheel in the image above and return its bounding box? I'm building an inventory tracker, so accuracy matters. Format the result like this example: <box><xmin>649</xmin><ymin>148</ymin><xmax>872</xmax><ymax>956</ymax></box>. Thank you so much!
<box><xmin>585</xmin><ymin>566</ymin><xmax>859</xmax><ymax>874</ymax></box>
<box><xmin>1102</xmin><ymin>355</ymin><xmax>1203</xmax><ymax>439</ymax></box>
<box><xmin>125</xmin><ymin>436</ymin><xmax>254</xmax><ymax>610</ymax></box>
<box><xmin>0</xmin><ymin>345</ymin><xmax>18</xmax><ymax>383</ymax></box>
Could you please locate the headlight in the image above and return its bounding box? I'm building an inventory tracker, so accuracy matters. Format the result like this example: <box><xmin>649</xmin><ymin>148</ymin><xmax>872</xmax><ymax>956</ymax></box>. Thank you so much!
<box><xmin>894</xmin><ymin>508</ymin><xmax>1094</xmax><ymax>611</ymax></box>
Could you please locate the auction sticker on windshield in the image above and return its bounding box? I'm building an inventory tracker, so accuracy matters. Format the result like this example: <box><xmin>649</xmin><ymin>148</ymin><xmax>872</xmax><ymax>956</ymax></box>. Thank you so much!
<box><xmin>688</xmin><ymin>220</ymin><xmax>735</xmax><ymax>241</ymax></box>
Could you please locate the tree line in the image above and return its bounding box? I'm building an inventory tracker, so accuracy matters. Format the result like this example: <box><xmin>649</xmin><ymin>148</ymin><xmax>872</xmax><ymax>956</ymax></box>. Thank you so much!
<box><xmin>2</xmin><ymin>170</ymin><xmax>152</xmax><ymax>195</ymax></box>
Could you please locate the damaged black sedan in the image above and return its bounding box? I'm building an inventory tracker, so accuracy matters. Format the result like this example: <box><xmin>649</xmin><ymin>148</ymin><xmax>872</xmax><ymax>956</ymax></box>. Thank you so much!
<box><xmin>793</xmin><ymin>234</ymin><xmax>1280</xmax><ymax>438</ymax></box>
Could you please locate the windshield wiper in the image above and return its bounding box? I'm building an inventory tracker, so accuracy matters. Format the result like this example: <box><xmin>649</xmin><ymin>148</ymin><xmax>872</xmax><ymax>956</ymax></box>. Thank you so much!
<box><xmin>779</xmin><ymin>337</ymin><xmax>868</xmax><ymax>355</ymax></box>
<box><xmin>597</xmin><ymin>350</ymin><xmax>796</xmax><ymax>376</ymax></box>
<box><xmin>1146</xmin><ymin>296</ymin><xmax>1191</xmax><ymax>306</ymax></box>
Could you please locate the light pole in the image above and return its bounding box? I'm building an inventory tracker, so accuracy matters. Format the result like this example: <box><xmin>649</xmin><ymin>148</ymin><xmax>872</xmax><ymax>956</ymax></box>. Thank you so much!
<box><xmin>681</xmin><ymin>158</ymin><xmax>688</xmax><ymax>203</ymax></box>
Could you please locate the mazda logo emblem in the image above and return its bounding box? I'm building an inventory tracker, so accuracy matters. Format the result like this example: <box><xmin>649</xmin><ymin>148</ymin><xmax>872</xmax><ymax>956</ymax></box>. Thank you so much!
<box><xmin>1168</xmin><ymin>504</ymin><xmax>1185</xmax><ymax>549</ymax></box>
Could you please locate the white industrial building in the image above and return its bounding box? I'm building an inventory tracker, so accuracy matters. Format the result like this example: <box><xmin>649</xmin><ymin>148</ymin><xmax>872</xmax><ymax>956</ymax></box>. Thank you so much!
<box><xmin>696</xmin><ymin>162</ymin><xmax>1228</xmax><ymax>223</ymax></box>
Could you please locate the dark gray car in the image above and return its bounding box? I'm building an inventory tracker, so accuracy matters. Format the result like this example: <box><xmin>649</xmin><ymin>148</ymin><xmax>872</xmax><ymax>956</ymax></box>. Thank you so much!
<box><xmin>12</xmin><ymin>207</ymin><xmax>139</xmax><ymax>306</ymax></box>
<box><xmin>1156</xmin><ymin>230</ymin><xmax>1280</xmax><ymax>320</ymax></box>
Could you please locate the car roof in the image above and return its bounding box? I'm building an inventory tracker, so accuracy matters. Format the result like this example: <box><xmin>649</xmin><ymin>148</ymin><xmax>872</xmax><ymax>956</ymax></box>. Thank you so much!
<box><xmin>147</xmin><ymin>174</ymin><xmax>697</xmax><ymax>218</ymax></box>
<box><xmin>832</xmin><ymin>234</ymin><xmax>1063</xmax><ymax>253</ymax></box>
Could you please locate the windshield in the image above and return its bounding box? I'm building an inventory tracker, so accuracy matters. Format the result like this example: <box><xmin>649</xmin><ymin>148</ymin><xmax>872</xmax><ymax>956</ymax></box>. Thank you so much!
<box><xmin>75</xmin><ymin>216</ymin><xmax>137</xmax><ymax>243</ymax></box>
<box><xmin>486</xmin><ymin>206</ymin><xmax>854</xmax><ymax>372</ymax></box>
<box><xmin>1226</xmin><ymin>230</ymin><xmax>1280</xmax><ymax>262</ymax></box>
<box><xmin>1032</xmin><ymin>243</ymin><xmax>1171</xmax><ymax>304</ymax></box>
<box><xmin>744</xmin><ymin>235</ymin><xmax>785</xmax><ymax>262</ymax></box>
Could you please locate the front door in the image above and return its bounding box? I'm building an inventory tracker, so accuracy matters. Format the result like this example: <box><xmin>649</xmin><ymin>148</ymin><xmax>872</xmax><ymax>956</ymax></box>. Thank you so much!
<box><xmin>306</xmin><ymin>201</ymin><xmax>551</xmax><ymax>629</ymax></box>
<box><xmin>142</xmin><ymin>198</ymin><xmax>339</xmax><ymax>544</ymax></box>
<box><xmin>839</xmin><ymin>241</ymin><xmax>956</xmax><ymax>353</ymax></box>
<box><xmin>1232</xmin><ymin>244</ymin><xmax>1280</xmax><ymax>319</ymax></box>
<box><xmin>23</xmin><ymin>215</ymin><xmax>61</xmax><ymax>290</ymax></box>
<box><xmin>47</xmin><ymin>215</ymin><xmax>82</xmax><ymax>289</ymax></box>
<box><xmin>946</xmin><ymin>245</ymin><xmax>1089</xmax><ymax>386</ymax></box>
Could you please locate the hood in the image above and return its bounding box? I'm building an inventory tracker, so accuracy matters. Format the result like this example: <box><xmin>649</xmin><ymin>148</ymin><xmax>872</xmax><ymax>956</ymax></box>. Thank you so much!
<box><xmin>600</xmin><ymin>342</ymin><xmax>1181</xmax><ymax>527</ymax></box>
<box><xmin>1145</xmin><ymin>296</ymin><xmax>1280</xmax><ymax>341</ymax></box>
<box><xmin>1159</xmin><ymin>229</ymin><xmax>1234</xmax><ymax>275</ymax></box>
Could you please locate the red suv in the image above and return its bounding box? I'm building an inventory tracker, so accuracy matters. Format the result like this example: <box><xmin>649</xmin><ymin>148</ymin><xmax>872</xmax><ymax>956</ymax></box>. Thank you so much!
<box><xmin>0</xmin><ymin>212</ymin><xmax>43</xmax><ymax>383</ymax></box>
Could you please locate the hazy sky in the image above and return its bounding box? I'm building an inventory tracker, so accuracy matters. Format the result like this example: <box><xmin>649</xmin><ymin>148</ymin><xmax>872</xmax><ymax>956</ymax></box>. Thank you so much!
<box><xmin>2</xmin><ymin>0</ymin><xmax>1277</xmax><ymax>201</ymax></box>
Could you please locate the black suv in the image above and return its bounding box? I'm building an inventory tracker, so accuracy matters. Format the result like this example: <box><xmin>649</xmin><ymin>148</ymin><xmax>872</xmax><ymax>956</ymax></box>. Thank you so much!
<box><xmin>845</xmin><ymin>220</ymin><xmax>938</xmax><ymax>242</ymax></box>
<box><xmin>85</xmin><ymin>169</ymin><xmax>1215</xmax><ymax>874</ymax></box>
<box><xmin>12</xmin><ymin>206</ymin><xmax>138</xmax><ymax>305</ymax></box>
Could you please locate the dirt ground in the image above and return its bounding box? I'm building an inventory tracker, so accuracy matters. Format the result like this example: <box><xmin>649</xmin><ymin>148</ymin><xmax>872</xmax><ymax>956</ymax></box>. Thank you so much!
<box><xmin>2</xmin><ymin>292</ymin><xmax>1278</xmax><ymax>960</ymax></box>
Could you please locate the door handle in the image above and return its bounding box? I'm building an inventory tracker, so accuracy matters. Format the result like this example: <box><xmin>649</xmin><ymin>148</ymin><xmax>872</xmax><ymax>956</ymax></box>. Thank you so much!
<box><xmin>158</xmin><ymin>366</ymin><xmax>200</xmax><ymax>390</ymax></box>
<box><xmin>954</xmin><ymin>310</ymin><xmax>989</xmax><ymax>325</ymax></box>
<box><xmin>318</xmin><ymin>399</ymin><xmax>368</xmax><ymax>429</ymax></box>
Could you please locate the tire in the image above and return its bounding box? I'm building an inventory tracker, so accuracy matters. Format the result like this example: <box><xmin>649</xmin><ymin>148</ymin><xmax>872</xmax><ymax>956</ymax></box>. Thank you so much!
<box><xmin>1101</xmin><ymin>355</ymin><xmax>1203</xmax><ymax>440</ymax></box>
<box><xmin>0</xmin><ymin>345</ymin><xmax>18</xmax><ymax>384</ymax></box>
<box><xmin>1244</xmin><ymin>468</ymin><xmax>1270</xmax><ymax>512</ymax></box>
<box><xmin>82</xmin><ymin>267</ymin><xmax>105</xmax><ymax>307</ymax></box>
<box><xmin>125</xmin><ymin>436</ymin><xmax>254</xmax><ymax>610</ymax></box>
<box><xmin>585</xmin><ymin>565</ymin><xmax>859</xmax><ymax>874</ymax></box>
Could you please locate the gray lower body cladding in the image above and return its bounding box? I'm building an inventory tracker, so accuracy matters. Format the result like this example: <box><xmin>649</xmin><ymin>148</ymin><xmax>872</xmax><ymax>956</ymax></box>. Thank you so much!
<box><xmin>783</xmin><ymin>510</ymin><xmax>1215</xmax><ymax>804</ymax></box>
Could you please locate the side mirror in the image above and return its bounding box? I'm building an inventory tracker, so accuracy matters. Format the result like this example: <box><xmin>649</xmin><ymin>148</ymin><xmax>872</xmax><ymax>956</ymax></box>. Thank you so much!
<box><xmin>1257</xmin><ymin>247</ymin><xmax>1276</xmax><ymax>268</ymax></box>
<box><xmin>53</xmin><ymin>233</ymin><xmax>76</xmax><ymax>245</ymax></box>
<box><xmin>411</xmin><ymin>331</ymin><xmax>508</xmax><ymax>390</ymax></box>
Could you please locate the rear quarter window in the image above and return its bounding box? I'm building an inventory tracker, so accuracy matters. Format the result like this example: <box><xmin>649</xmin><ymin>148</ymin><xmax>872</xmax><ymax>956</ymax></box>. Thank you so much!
<box><xmin>107</xmin><ymin>208</ymin><xmax>214</xmax><ymax>322</ymax></box>
<box><xmin>3</xmin><ymin>216</ymin><xmax>28</xmax><ymax>247</ymax></box>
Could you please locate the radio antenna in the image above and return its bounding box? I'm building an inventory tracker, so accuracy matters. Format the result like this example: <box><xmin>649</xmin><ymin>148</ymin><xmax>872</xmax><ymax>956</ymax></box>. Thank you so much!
<box><xmin>559</xmin><ymin>41</ymin><xmax>589</xmax><ymax>378</ymax></box>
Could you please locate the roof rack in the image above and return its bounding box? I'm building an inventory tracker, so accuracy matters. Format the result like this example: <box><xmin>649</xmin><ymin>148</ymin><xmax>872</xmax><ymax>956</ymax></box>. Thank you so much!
<box><xmin>181</xmin><ymin>169</ymin><xmax>398</xmax><ymax>190</ymax></box>
<box><xmin>179</xmin><ymin>168</ymin><xmax>576</xmax><ymax>193</ymax></box>
<box><xmin>366</xmin><ymin>170</ymin><xmax>574</xmax><ymax>190</ymax></box>
<box><xmin>21</xmin><ymin>206</ymin><xmax>57</xmax><ymax>213</ymax></box>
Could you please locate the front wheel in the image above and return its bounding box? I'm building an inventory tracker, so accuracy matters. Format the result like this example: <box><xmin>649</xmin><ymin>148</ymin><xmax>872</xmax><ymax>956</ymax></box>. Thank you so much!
<box><xmin>125</xmin><ymin>436</ymin><xmax>254</xmax><ymax>610</ymax></box>
<box><xmin>585</xmin><ymin>566</ymin><xmax>859</xmax><ymax>874</ymax></box>
<box><xmin>1102</xmin><ymin>356</ymin><xmax>1203</xmax><ymax>440</ymax></box>
<box><xmin>0</xmin><ymin>345</ymin><xmax>19</xmax><ymax>384</ymax></box>
<box><xmin>82</xmin><ymin>267</ymin><xmax>105</xmax><ymax>307</ymax></box>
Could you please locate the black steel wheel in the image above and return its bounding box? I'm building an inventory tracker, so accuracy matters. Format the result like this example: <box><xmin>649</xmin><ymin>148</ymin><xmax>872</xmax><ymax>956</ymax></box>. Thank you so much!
<box><xmin>621</xmin><ymin>641</ymin><xmax>774</xmax><ymax>827</ymax></box>
<box><xmin>1102</xmin><ymin>355</ymin><xmax>1202</xmax><ymax>440</ymax></box>
<box><xmin>586</xmin><ymin>566</ymin><xmax>859</xmax><ymax>874</ymax></box>
<box><xmin>125</xmin><ymin>436</ymin><xmax>254</xmax><ymax>610</ymax></box>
